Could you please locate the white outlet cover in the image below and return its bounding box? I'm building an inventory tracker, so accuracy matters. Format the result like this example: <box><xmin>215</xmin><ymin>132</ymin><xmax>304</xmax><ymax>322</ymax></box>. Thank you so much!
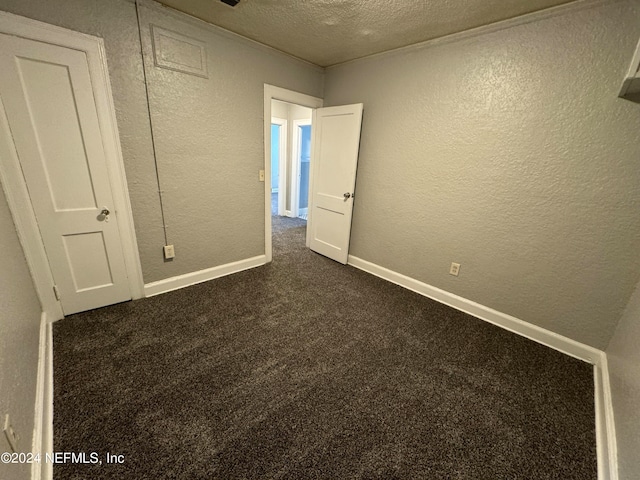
<box><xmin>449</xmin><ymin>262</ymin><xmax>461</xmax><ymax>276</ymax></box>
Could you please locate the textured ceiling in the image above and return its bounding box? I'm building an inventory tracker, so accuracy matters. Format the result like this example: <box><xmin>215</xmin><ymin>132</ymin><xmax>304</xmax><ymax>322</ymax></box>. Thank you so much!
<box><xmin>154</xmin><ymin>0</ymin><xmax>577</xmax><ymax>67</ymax></box>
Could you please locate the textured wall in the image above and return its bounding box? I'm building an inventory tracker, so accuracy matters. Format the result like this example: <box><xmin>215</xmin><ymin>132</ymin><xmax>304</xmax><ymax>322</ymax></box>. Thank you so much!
<box><xmin>0</xmin><ymin>0</ymin><xmax>162</xmax><ymax>283</ymax></box>
<box><xmin>0</xmin><ymin>186</ymin><xmax>41</xmax><ymax>480</ymax></box>
<box><xmin>0</xmin><ymin>0</ymin><xmax>323</xmax><ymax>284</ymax></box>
<box><xmin>607</xmin><ymin>281</ymin><xmax>640</xmax><ymax>479</ymax></box>
<box><xmin>323</xmin><ymin>0</ymin><xmax>640</xmax><ymax>348</ymax></box>
<box><xmin>136</xmin><ymin>1</ymin><xmax>323</xmax><ymax>281</ymax></box>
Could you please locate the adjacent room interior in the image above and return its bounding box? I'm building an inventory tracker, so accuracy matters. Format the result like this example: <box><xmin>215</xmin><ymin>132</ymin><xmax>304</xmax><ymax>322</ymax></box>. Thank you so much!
<box><xmin>0</xmin><ymin>0</ymin><xmax>639</xmax><ymax>479</ymax></box>
<box><xmin>270</xmin><ymin>99</ymin><xmax>312</xmax><ymax>222</ymax></box>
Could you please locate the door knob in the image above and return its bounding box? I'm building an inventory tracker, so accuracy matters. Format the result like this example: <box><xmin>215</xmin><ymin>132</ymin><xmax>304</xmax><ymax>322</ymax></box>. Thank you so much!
<box><xmin>99</xmin><ymin>206</ymin><xmax>111</xmax><ymax>223</ymax></box>
<box><xmin>343</xmin><ymin>192</ymin><xmax>351</xmax><ymax>199</ymax></box>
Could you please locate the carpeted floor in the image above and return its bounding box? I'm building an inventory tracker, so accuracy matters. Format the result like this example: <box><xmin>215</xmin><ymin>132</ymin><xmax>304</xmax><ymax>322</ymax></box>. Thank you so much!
<box><xmin>53</xmin><ymin>216</ymin><xmax>596</xmax><ymax>479</ymax></box>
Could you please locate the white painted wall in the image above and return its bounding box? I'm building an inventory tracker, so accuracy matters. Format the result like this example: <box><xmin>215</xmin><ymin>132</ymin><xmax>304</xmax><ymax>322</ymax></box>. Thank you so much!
<box><xmin>323</xmin><ymin>0</ymin><xmax>640</xmax><ymax>349</ymax></box>
<box><xmin>0</xmin><ymin>0</ymin><xmax>324</xmax><ymax>285</ymax></box>
<box><xmin>607</xmin><ymin>280</ymin><xmax>640</xmax><ymax>479</ymax></box>
<box><xmin>0</xmin><ymin>185</ymin><xmax>41</xmax><ymax>480</ymax></box>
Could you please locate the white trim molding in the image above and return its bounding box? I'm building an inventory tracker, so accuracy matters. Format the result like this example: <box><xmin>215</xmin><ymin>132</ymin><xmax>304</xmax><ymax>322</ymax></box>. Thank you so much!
<box><xmin>0</xmin><ymin>95</ymin><xmax>62</xmax><ymax>320</ymax></box>
<box><xmin>270</xmin><ymin>116</ymin><xmax>288</xmax><ymax>217</ymax></box>
<box><xmin>263</xmin><ymin>84</ymin><xmax>323</xmax><ymax>263</ymax></box>
<box><xmin>32</xmin><ymin>313</ymin><xmax>53</xmax><ymax>480</ymax></box>
<box><xmin>594</xmin><ymin>353</ymin><xmax>619</xmax><ymax>480</ymax></box>
<box><xmin>144</xmin><ymin>255</ymin><xmax>267</xmax><ymax>297</ymax></box>
<box><xmin>0</xmin><ymin>11</ymin><xmax>144</xmax><ymax>320</ymax></box>
<box><xmin>291</xmin><ymin>118</ymin><xmax>313</xmax><ymax>220</ymax></box>
<box><xmin>347</xmin><ymin>255</ymin><xmax>601</xmax><ymax>364</ymax></box>
<box><xmin>347</xmin><ymin>254</ymin><xmax>618</xmax><ymax>478</ymax></box>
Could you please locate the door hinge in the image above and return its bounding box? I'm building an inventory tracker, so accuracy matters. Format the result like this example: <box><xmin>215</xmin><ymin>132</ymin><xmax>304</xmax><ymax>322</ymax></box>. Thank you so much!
<box><xmin>53</xmin><ymin>285</ymin><xmax>60</xmax><ymax>301</ymax></box>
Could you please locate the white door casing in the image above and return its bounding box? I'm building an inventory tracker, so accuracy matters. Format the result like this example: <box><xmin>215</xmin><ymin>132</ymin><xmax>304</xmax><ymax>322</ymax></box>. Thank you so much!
<box><xmin>291</xmin><ymin>118</ymin><xmax>312</xmax><ymax>219</ymax></box>
<box><xmin>308</xmin><ymin>104</ymin><xmax>363</xmax><ymax>264</ymax></box>
<box><xmin>0</xmin><ymin>15</ymin><xmax>143</xmax><ymax>316</ymax></box>
<box><xmin>263</xmin><ymin>85</ymin><xmax>323</xmax><ymax>263</ymax></box>
<box><xmin>271</xmin><ymin>116</ymin><xmax>287</xmax><ymax>216</ymax></box>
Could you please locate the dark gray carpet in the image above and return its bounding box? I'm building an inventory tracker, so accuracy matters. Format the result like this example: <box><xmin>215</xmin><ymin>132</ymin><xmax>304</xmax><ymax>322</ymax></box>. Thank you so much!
<box><xmin>53</xmin><ymin>217</ymin><xmax>596</xmax><ymax>479</ymax></box>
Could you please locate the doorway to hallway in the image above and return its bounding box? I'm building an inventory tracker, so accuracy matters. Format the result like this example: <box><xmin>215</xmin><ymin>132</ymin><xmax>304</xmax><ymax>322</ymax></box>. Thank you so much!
<box><xmin>263</xmin><ymin>85</ymin><xmax>323</xmax><ymax>264</ymax></box>
<box><xmin>270</xmin><ymin>98</ymin><xmax>312</xmax><ymax>225</ymax></box>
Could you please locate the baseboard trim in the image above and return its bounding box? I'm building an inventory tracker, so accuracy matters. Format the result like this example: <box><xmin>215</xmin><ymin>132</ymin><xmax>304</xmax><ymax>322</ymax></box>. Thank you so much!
<box><xmin>594</xmin><ymin>354</ymin><xmax>619</xmax><ymax>480</ymax></box>
<box><xmin>348</xmin><ymin>255</ymin><xmax>616</xmax><ymax>477</ymax></box>
<box><xmin>32</xmin><ymin>313</ymin><xmax>53</xmax><ymax>480</ymax></box>
<box><xmin>144</xmin><ymin>255</ymin><xmax>267</xmax><ymax>297</ymax></box>
<box><xmin>347</xmin><ymin>255</ymin><xmax>602</xmax><ymax>364</ymax></box>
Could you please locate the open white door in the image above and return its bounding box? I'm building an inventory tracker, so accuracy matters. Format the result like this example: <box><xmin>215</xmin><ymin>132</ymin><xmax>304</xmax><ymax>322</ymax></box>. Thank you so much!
<box><xmin>308</xmin><ymin>103</ymin><xmax>363</xmax><ymax>264</ymax></box>
<box><xmin>0</xmin><ymin>33</ymin><xmax>131</xmax><ymax>315</ymax></box>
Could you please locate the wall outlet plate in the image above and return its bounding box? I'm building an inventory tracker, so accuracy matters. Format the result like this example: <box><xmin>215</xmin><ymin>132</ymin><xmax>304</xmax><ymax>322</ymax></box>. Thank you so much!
<box><xmin>449</xmin><ymin>262</ymin><xmax>461</xmax><ymax>276</ymax></box>
<box><xmin>3</xmin><ymin>414</ymin><xmax>18</xmax><ymax>452</ymax></box>
<box><xmin>163</xmin><ymin>244</ymin><xmax>175</xmax><ymax>259</ymax></box>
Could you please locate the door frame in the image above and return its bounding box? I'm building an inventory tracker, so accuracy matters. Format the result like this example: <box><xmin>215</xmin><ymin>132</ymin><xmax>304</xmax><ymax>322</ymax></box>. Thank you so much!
<box><xmin>0</xmin><ymin>11</ymin><xmax>144</xmax><ymax>320</ymax></box>
<box><xmin>270</xmin><ymin>116</ymin><xmax>287</xmax><ymax>216</ymax></box>
<box><xmin>291</xmin><ymin>118</ymin><xmax>312</xmax><ymax>219</ymax></box>
<box><xmin>263</xmin><ymin>84</ymin><xmax>322</xmax><ymax>263</ymax></box>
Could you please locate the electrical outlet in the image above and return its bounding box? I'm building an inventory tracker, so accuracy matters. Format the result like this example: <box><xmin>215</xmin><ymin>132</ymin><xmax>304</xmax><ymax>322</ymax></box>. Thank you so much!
<box><xmin>163</xmin><ymin>244</ymin><xmax>175</xmax><ymax>259</ymax></box>
<box><xmin>259</xmin><ymin>169</ymin><xmax>265</xmax><ymax>182</ymax></box>
<box><xmin>449</xmin><ymin>262</ymin><xmax>461</xmax><ymax>276</ymax></box>
<box><xmin>3</xmin><ymin>414</ymin><xmax>18</xmax><ymax>453</ymax></box>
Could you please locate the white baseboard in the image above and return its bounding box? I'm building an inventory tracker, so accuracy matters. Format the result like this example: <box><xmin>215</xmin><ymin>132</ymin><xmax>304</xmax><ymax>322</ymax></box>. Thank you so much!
<box><xmin>347</xmin><ymin>255</ymin><xmax>602</xmax><ymax>364</ymax></box>
<box><xmin>33</xmin><ymin>254</ymin><xmax>618</xmax><ymax>479</ymax></box>
<box><xmin>595</xmin><ymin>354</ymin><xmax>618</xmax><ymax>480</ymax></box>
<box><xmin>144</xmin><ymin>255</ymin><xmax>267</xmax><ymax>297</ymax></box>
<box><xmin>347</xmin><ymin>255</ymin><xmax>616</xmax><ymax>478</ymax></box>
<box><xmin>32</xmin><ymin>313</ymin><xmax>53</xmax><ymax>480</ymax></box>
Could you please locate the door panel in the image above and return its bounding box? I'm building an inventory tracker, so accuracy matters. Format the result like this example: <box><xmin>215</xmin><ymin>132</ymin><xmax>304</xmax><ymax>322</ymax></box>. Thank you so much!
<box><xmin>17</xmin><ymin>57</ymin><xmax>99</xmax><ymax>210</ymax></box>
<box><xmin>0</xmin><ymin>33</ymin><xmax>130</xmax><ymax>314</ymax></box>
<box><xmin>308</xmin><ymin>104</ymin><xmax>363</xmax><ymax>264</ymax></box>
<box><xmin>63</xmin><ymin>232</ymin><xmax>113</xmax><ymax>291</ymax></box>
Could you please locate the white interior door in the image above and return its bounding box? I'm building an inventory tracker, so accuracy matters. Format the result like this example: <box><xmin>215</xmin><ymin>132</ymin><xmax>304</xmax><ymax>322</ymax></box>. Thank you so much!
<box><xmin>308</xmin><ymin>103</ymin><xmax>363</xmax><ymax>264</ymax></box>
<box><xmin>0</xmin><ymin>33</ymin><xmax>131</xmax><ymax>315</ymax></box>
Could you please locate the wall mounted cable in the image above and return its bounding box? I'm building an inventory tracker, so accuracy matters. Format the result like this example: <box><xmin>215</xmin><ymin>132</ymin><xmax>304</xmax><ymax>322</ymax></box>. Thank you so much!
<box><xmin>135</xmin><ymin>0</ymin><xmax>170</xmax><ymax>248</ymax></box>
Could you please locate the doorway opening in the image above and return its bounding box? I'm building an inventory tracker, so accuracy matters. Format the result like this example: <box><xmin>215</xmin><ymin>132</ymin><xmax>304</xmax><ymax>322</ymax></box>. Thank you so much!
<box><xmin>263</xmin><ymin>85</ymin><xmax>323</xmax><ymax>263</ymax></box>
<box><xmin>269</xmin><ymin>99</ymin><xmax>312</xmax><ymax>250</ymax></box>
<box><xmin>270</xmin><ymin>99</ymin><xmax>312</xmax><ymax>223</ymax></box>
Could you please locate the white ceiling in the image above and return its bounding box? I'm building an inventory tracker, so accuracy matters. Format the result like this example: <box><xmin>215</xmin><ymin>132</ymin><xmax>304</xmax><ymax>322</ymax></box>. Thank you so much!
<box><xmin>155</xmin><ymin>0</ymin><xmax>577</xmax><ymax>67</ymax></box>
